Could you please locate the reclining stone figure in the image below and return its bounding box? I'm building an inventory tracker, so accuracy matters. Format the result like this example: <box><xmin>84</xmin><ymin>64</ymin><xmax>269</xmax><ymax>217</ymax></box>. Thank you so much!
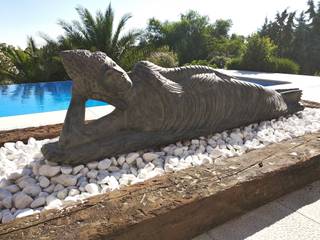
<box><xmin>41</xmin><ymin>49</ymin><xmax>304</xmax><ymax>165</ymax></box>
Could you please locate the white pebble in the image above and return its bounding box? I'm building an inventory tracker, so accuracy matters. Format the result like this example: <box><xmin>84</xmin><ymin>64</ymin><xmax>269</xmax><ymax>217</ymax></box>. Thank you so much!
<box><xmin>117</xmin><ymin>155</ymin><xmax>126</xmax><ymax>165</ymax></box>
<box><xmin>68</xmin><ymin>189</ymin><xmax>80</xmax><ymax>196</ymax></box>
<box><xmin>51</xmin><ymin>174</ymin><xmax>78</xmax><ymax>187</ymax></box>
<box><xmin>98</xmin><ymin>159</ymin><xmax>112</xmax><ymax>170</ymax></box>
<box><xmin>53</xmin><ymin>184</ymin><xmax>64</xmax><ymax>192</ymax></box>
<box><xmin>85</xmin><ymin>183</ymin><xmax>99</xmax><ymax>194</ymax></box>
<box><xmin>0</xmin><ymin>108</ymin><xmax>319</xmax><ymax>225</ymax></box>
<box><xmin>126</xmin><ymin>153</ymin><xmax>139</xmax><ymax>164</ymax></box>
<box><xmin>39</xmin><ymin>165</ymin><xmax>61</xmax><ymax>177</ymax></box>
<box><xmin>61</xmin><ymin>166</ymin><xmax>73</xmax><ymax>175</ymax></box>
<box><xmin>2</xmin><ymin>211</ymin><xmax>14</xmax><ymax>223</ymax></box>
<box><xmin>30</xmin><ymin>197</ymin><xmax>46</xmax><ymax>208</ymax></box>
<box><xmin>142</xmin><ymin>152</ymin><xmax>158</xmax><ymax>162</ymax></box>
<box><xmin>22</xmin><ymin>185</ymin><xmax>41</xmax><ymax>197</ymax></box>
<box><xmin>5</xmin><ymin>184</ymin><xmax>20</xmax><ymax>193</ymax></box>
<box><xmin>0</xmin><ymin>189</ymin><xmax>12</xmax><ymax>200</ymax></box>
<box><xmin>15</xmin><ymin>208</ymin><xmax>34</xmax><ymax>218</ymax></box>
<box><xmin>136</xmin><ymin>158</ymin><xmax>145</xmax><ymax>169</ymax></box>
<box><xmin>72</xmin><ymin>165</ymin><xmax>84</xmax><ymax>175</ymax></box>
<box><xmin>39</xmin><ymin>176</ymin><xmax>50</xmax><ymax>188</ymax></box>
<box><xmin>2</xmin><ymin>196</ymin><xmax>12</xmax><ymax>209</ymax></box>
<box><xmin>13</xmin><ymin>192</ymin><xmax>33</xmax><ymax>209</ymax></box>
<box><xmin>57</xmin><ymin>189</ymin><xmax>68</xmax><ymax>200</ymax></box>
<box><xmin>16</xmin><ymin>176</ymin><xmax>37</xmax><ymax>189</ymax></box>
<box><xmin>87</xmin><ymin>161</ymin><xmax>98</xmax><ymax>169</ymax></box>
<box><xmin>87</xmin><ymin>169</ymin><xmax>98</xmax><ymax>179</ymax></box>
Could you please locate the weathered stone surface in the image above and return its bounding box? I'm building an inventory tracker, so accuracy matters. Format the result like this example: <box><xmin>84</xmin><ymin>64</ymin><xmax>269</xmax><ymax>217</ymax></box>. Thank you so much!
<box><xmin>4</xmin><ymin>99</ymin><xmax>318</xmax><ymax>147</ymax></box>
<box><xmin>41</xmin><ymin>49</ymin><xmax>304</xmax><ymax>165</ymax></box>
<box><xmin>1</xmin><ymin>132</ymin><xmax>319</xmax><ymax>240</ymax></box>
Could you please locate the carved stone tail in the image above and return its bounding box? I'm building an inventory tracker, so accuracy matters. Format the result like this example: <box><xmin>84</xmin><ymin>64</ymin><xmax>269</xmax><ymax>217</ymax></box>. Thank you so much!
<box><xmin>277</xmin><ymin>88</ymin><xmax>304</xmax><ymax>114</ymax></box>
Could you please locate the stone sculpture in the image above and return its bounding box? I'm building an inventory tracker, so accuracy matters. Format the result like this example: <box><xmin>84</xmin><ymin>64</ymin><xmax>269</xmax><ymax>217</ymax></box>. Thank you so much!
<box><xmin>41</xmin><ymin>49</ymin><xmax>304</xmax><ymax>165</ymax></box>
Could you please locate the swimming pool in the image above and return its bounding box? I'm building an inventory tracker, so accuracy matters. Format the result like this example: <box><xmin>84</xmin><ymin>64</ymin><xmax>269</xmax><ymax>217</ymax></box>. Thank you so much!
<box><xmin>0</xmin><ymin>78</ymin><xmax>284</xmax><ymax>117</ymax></box>
<box><xmin>0</xmin><ymin>81</ymin><xmax>106</xmax><ymax>117</ymax></box>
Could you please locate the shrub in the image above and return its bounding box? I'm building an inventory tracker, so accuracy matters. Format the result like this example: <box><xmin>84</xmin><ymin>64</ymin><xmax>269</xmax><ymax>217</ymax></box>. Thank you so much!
<box><xmin>209</xmin><ymin>56</ymin><xmax>231</xmax><ymax>68</ymax></box>
<box><xmin>147</xmin><ymin>46</ymin><xmax>178</xmax><ymax>67</ymax></box>
<box><xmin>272</xmin><ymin>57</ymin><xmax>300</xmax><ymax>74</ymax></box>
<box><xmin>227</xmin><ymin>57</ymin><xmax>242</xmax><ymax>70</ymax></box>
<box><xmin>227</xmin><ymin>34</ymin><xmax>300</xmax><ymax>74</ymax></box>
<box><xmin>186</xmin><ymin>59</ymin><xmax>217</xmax><ymax>68</ymax></box>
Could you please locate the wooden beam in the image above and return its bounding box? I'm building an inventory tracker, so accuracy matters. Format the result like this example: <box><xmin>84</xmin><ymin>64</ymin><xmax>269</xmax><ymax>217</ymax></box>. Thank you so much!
<box><xmin>0</xmin><ymin>132</ymin><xmax>320</xmax><ymax>240</ymax></box>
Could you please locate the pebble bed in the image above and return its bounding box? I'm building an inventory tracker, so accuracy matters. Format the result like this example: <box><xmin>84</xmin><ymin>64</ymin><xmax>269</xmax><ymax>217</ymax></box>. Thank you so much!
<box><xmin>0</xmin><ymin>108</ymin><xmax>320</xmax><ymax>224</ymax></box>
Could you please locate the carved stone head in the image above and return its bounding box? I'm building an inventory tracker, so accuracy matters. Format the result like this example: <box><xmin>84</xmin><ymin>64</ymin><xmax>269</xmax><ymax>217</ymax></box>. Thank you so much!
<box><xmin>60</xmin><ymin>50</ymin><xmax>132</xmax><ymax>104</ymax></box>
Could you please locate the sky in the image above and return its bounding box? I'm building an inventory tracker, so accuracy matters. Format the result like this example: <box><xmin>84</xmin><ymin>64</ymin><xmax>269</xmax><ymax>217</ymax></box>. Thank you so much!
<box><xmin>0</xmin><ymin>0</ymin><xmax>310</xmax><ymax>48</ymax></box>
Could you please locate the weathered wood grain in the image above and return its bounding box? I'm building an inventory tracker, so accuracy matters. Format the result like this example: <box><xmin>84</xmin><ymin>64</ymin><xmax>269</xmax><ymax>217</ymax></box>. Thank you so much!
<box><xmin>0</xmin><ymin>132</ymin><xmax>320</xmax><ymax>240</ymax></box>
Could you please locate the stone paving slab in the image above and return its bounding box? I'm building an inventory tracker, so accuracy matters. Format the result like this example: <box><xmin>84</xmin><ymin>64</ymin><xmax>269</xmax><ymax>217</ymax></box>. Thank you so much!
<box><xmin>195</xmin><ymin>180</ymin><xmax>320</xmax><ymax>240</ymax></box>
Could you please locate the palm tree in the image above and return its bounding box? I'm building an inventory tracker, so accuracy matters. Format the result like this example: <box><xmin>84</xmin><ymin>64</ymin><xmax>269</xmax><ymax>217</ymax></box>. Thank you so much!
<box><xmin>0</xmin><ymin>37</ymin><xmax>67</xmax><ymax>83</ymax></box>
<box><xmin>57</xmin><ymin>3</ymin><xmax>141</xmax><ymax>61</ymax></box>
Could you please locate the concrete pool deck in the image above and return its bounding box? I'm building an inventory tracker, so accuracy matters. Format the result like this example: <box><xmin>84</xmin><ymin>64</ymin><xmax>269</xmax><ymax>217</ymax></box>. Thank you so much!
<box><xmin>219</xmin><ymin>69</ymin><xmax>320</xmax><ymax>103</ymax></box>
<box><xmin>0</xmin><ymin>105</ymin><xmax>115</xmax><ymax>131</ymax></box>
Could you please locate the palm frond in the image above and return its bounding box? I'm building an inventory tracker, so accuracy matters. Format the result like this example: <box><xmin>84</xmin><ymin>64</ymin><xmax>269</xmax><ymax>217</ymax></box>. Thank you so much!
<box><xmin>76</xmin><ymin>6</ymin><xmax>97</xmax><ymax>43</ymax></box>
<box><xmin>112</xmin><ymin>13</ymin><xmax>132</xmax><ymax>49</ymax></box>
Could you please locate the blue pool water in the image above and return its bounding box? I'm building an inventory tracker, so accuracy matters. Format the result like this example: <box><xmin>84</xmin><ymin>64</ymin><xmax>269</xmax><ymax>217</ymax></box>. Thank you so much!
<box><xmin>0</xmin><ymin>81</ymin><xmax>107</xmax><ymax>117</ymax></box>
<box><xmin>0</xmin><ymin>78</ymin><xmax>283</xmax><ymax>117</ymax></box>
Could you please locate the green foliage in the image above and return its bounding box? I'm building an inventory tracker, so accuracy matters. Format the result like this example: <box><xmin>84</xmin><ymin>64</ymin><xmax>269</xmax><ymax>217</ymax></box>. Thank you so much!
<box><xmin>238</xmin><ymin>34</ymin><xmax>277</xmax><ymax>72</ymax></box>
<box><xmin>227</xmin><ymin>57</ymin><xmax>242</xmax><ymax>70</ymax></box>
<box><xmin>2</xmin><ymin>1</ymin><xmax>320</xmax><ymax>84</ymax></box>
<box><xmin>228</xmin><ymin>34</ymin><xmax>300</xmax><ymax>74</ymax></box>
<box><xmin>208</xmin><ymin>56</ymin><xmax>231</xmax><ymax>68</ymax></box>
<box><xmin>314</xmin><ymin>71</ymin><xmax>320</xmax><ymax>76</ymax></box>
<box><xmin>273</xmin><ymin>57</ymin><xmax>300</xmax><ymax>74</ymax></box>
<box><xmin>144</xmin><ymin>11</ymin><xmax>234</xmax><ymax>64</ymax></box>
<box><xmin>186</xmin><ymin>59</ymin><xmax>217</xmax><ymax>68</ymax></box>
<box><xmin>146</xmin><ymin>46</ymin><xmax>178</xmax><ymax>67</ymax></box>
<box><xmin>259</xmin><ymin>0</ymin><xmax>320</xmax><ymax>74</ymax></box>
<box><xmin>57</xmin><ymin>3</ymin><xmax>140</xmax><ymax>62</ymax></box>
<box><xmin>0</xmin><ymin>38</ymin><xmax>67</xmax><ymax>84</ymax></box>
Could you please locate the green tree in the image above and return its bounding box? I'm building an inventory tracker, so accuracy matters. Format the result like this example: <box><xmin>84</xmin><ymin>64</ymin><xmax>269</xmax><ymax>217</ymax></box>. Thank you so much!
<box><xmin>307</xmin><ymin>1</ymin><xmax>320</xmax><ymax>74</ymax></box>
<box><xmin>241</xmin><ymin>34</ymin><xmax>277</xmax><ymax>71</ymax></box>
<box><xmin>259</xmin><ymin>0</ymin><xmax>320</xmax><ymax>74</ymax></box>
<box><xmin>228</xmin><ymin>34</ymin><xmax>299</xmax><ymax>74</ymax></box>
<box><xmin>58</xmin><ymin>3</ymin><xmax>140</xmax><ymax>61</ymax></box>
<box><xmin>147</xmin><ymin>46</ymin><xmax>178</xmax><ymax>67</ymax></box>
<box><xmin>290</xmin><ymin>12</ymin><xmax>310</xmax><ymax>73</ymax></box>
<box><xmin>144</xmin><ymin>11</ymin><xmax>234</xmax><ymax>65</ymax></box>
<box><xmin>0</xmin><ymin>38</ymin><xmax>66</xmax><ymax>83</ymax></box>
